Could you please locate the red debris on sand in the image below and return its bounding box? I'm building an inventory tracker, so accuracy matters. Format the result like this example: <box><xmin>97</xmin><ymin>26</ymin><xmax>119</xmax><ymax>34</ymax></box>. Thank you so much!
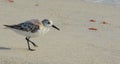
<box><xmin>102</xmin><ymin>21</ymin><xmax>108</xmax><ymax>24</ymax></box>
<box><xmin>8</xmin><ymin>0</ymin><xmax>14</xmax><ymax>3</ymax></box>
<box><xmin>90</xmin><ymin>19</ymin><xmax>96</xmax><ymax>22</ymax></box>
<box><xmin>88</xmin><ymin>27</ymin><xmax>98</xmax><ymax>31</ymax></box>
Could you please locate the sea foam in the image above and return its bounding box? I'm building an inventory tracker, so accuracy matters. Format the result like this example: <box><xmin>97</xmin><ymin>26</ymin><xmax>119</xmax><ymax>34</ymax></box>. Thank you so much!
<box><xmin>83</xmin><ymin>0</ymin><xmax>120</xmax><ymax>5</ymax></box>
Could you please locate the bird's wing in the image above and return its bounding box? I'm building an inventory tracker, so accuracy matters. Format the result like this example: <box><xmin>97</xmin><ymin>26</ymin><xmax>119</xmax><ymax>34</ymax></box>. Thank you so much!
<box><xmin>4</xmin><ymin>21</ymin><xmax>39</xmax><ymax>33</ymax></box>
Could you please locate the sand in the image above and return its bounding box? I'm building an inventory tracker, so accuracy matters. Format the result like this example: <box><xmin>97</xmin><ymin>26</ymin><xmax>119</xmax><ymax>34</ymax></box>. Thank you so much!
<box><xmin>0</xmin><ymin>0</ymin><xmax>120</xmax><ymax>64</ymax></box>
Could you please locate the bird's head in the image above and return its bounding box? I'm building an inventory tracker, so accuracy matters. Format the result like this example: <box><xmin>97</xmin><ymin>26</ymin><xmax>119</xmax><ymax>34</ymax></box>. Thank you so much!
<box><xmin>42</xmin><ymin>19</ymin><xmax>60</xmax><ymax>31</ymax></box>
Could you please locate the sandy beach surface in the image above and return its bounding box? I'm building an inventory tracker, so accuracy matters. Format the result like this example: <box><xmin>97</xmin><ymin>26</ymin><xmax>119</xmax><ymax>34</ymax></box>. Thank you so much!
<box><xmin>0</xmin><ymin>0</ymin><xmax>120</xmax><ymax>64</ymax></box>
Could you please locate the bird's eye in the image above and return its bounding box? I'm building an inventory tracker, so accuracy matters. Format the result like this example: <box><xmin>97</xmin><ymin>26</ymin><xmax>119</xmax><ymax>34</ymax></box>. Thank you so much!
<box><xmin>48</xmin><ymin>22</ymin><xmax>50</xmax><ymax>24</ymax></box>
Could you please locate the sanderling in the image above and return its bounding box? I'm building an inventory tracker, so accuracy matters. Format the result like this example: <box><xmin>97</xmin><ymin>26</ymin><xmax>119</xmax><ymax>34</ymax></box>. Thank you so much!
<box><xmin>4</xmin><ymin>19</ymin><xmax>60</xmax><ymax>51</ymax></box>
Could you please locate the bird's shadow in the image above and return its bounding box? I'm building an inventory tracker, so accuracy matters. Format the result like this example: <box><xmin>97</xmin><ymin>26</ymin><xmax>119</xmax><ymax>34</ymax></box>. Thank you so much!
<box><xmin>0</xmin><ymin>47</ymin><xmax>11</xmax><ymax>50</ymax></box>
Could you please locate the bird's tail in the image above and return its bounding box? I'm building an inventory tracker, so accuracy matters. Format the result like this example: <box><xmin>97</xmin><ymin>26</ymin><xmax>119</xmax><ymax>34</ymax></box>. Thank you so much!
<box><xmin>3</xmin><ymin>25</ymin><xmax>12</xmax><ymax>29</ymax></box>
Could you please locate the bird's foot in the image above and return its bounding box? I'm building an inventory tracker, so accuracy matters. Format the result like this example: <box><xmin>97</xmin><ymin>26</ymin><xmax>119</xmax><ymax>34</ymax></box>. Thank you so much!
<box><xmin>29</xmin><ymin>48</ymin><xmax>36</xmax><ymax>51</ymax></box>
<box><xmin>34</xmin><ymin>45</ymin><xmax>38</xmax><ymax>47</ymax></box>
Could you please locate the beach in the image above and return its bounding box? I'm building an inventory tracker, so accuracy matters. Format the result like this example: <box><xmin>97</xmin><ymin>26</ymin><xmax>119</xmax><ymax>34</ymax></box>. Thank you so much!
<box><xmin>0</xmin><ymin>0</ymin><xmax>120</xmax><ymax>64</ymax></box>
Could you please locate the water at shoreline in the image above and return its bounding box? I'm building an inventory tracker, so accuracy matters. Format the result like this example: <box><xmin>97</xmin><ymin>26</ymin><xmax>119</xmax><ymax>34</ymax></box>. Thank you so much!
<box><xmin>82</xmin><ymin>0</ymin><xmax>120</xmax><ymax>6</ymax></box>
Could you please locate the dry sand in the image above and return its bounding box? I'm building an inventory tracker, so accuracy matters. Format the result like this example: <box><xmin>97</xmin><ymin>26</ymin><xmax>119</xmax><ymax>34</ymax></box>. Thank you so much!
<box><xmin>0</xmin><ymin>0</ymin><xmax>120</xmax><ymax>64</ymax></box>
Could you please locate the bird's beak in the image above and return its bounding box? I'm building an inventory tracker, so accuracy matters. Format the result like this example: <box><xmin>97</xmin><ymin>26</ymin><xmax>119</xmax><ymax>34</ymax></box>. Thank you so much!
<box><xmin>52</xmin><ymin>25</ymin><xmax>60</xmax><ymax>31</ymax></box>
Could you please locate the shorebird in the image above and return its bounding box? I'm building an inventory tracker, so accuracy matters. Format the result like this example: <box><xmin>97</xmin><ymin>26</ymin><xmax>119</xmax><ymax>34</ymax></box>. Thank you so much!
<box><xmin>4</xmin><ymin>19</ymin><xmax>60</xmax><ymax>51</ymax></box>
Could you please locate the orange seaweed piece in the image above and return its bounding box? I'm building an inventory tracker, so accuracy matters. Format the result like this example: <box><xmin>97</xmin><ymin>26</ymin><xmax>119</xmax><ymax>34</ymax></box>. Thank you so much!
<box><xmin>88</xmin><ymin>27</ymin><xmax>98</xmax><ymax>31</ymax></box>
<box><xmin>90</xmin><ymin>19</ymin><xmax>96</xmax><ymax>22</ymax></box>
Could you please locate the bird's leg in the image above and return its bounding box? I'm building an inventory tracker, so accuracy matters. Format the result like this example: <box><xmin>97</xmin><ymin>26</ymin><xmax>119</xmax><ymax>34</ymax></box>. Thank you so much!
<box><xmin>27</xmin><ymin>37</ymin><xmax>38</xmax><ymax>47</ymax></box>
<box><xmin>28</xmin><ymin>39</ymin><xmax>38</xmax><ymax>47</ymax></box>
<box><xmin>25</xmin><ymin>37</ymin><xmax>35</xmax><ymax>51</ymax></box>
